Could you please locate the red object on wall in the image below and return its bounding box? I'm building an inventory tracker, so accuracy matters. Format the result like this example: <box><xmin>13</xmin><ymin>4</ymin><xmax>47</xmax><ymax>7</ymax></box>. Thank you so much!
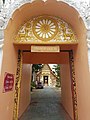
<box><xmin>3</xmin><ymin>72</ymin><xmax>14</xmax><ymax>92</ymax></box>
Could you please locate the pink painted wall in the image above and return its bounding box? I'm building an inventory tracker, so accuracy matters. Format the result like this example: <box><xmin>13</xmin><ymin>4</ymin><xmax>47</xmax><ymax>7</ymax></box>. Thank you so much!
<box><xmin>0</xmin><ymin>19</ymin><xmax>18</xmax><ymax>120</ymax></box>
<box><xmin>60</xmin><ymin>57</ymin><xmax>73</xmax><ymax>119</ymax></box>
<box><xmin>73</xmin><ymin>22</ymin><xmax>90</xmax><ymax>120</ymax></box>
<box><xmin>0</xmin><ymin>0</ymin><xmax>89</xmax><ymax>120</ymax></box>
<box><xmin>19</xmin><ymin>64</ymin><xmax>32</xmax><ymax>118</ymax></box>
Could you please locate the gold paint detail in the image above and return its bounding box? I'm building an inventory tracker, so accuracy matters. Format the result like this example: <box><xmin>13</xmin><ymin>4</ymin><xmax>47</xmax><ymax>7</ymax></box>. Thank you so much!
<box><xmin>31</xmin><ymin>46</ymin><xmax>60</xmax><ymax>52</ymax></box>
<box><xmin>32</xmin><ymin>16</ymin><xmax>58</xmax><ymax>41</ymax></box>
<box><xmin>69</xmin><ymin>50</ymin><xmax>78</xmax><ymax>120</ymax></box>
<box><xmin>15</xmin><ymin>15</ymin><xmax>77</xmax><ymax>44</ymax></box>
<box><xmin>13</xmin><ymin>50</ymin><xmax>22</xmax><ymax>120</ymax></box>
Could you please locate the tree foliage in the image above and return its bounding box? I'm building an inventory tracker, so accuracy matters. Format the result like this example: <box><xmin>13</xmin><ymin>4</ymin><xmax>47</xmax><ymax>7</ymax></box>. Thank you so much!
<box><xmin>32</xmin><ymin>64</ymin><xmax>42</xmax><ymax>73</ymax></box>
<box><xmin>52</xmin><ymin>64</ymin><xmax>61</xmax><ymax>87</ymax></box>
<box><xmin>31</xmin><ymin>64</ymin><xmax>42</xmax><ymax>91</ymax></box>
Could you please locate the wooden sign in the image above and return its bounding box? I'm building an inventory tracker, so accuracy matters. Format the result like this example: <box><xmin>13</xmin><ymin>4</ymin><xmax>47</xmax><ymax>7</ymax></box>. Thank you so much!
<box><xmin>3</xmin><ymin>72</ymin><xmax>14</xmax><ymax>92</ymax></box>
<box><xmin>31</xmin><ymin>46</ymin><xmax>60</xmax><ymax>52</ymax></box>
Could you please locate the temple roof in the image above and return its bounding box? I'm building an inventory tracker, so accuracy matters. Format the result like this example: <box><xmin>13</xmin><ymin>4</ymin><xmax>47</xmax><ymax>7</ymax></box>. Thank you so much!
<box><xmin>36</xmin><ymin>64</ymin><xmax>58</xmax><ymax>79</ymax></box>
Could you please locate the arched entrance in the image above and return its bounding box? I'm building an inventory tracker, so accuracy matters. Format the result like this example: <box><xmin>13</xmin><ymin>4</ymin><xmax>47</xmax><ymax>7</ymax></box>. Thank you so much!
<box><xmin>0</xmin><ymin>1</ymin><xmax>89</xmax><ymax>120</ymax></box>
<box><xmin>13</xmin><ymin>15</ymin><xmax>78</xmax><ymax>120</ymax></box>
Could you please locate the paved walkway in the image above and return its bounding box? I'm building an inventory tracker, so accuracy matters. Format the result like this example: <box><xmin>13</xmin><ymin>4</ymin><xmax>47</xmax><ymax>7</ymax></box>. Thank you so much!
<box><xmin>20</xmin><ymin>87</ymin><xmax>72</xmax><ymax>120</ymax></box>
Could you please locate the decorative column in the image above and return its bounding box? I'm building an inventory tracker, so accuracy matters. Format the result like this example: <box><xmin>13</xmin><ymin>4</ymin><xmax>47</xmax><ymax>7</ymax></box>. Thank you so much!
<box><xmin>69</xmin><ymin>50</ymin><xmax>78</xmax><ymax>120</ymax></box>
<box><xmin>13</xmin><ymin>50</ymin><xmax>22</xmax><ymax>120</ymax></box>
<box><xmin>60</xmin><ymin>49</ymin><xmax>78</xmax><ymax>120</ymax></box>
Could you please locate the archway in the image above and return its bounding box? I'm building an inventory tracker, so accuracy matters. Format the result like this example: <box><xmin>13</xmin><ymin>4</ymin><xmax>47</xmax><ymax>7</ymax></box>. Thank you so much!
<box><xmin>13</xmin><ymin>14</ymin><xmax>77</xmax><ymax>120</ymax></box>
<box><xmin>0</xmin><ymin>1</ymin><xmax>89</xmax><ymax>120</ymax></box>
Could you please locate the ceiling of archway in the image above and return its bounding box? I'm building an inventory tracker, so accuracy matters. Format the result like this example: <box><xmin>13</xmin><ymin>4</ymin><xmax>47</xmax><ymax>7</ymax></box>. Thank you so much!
<box><xmin>14</xmin><ymin>15</ymin><xmax>77</xmax><ymax>44</ymax></box>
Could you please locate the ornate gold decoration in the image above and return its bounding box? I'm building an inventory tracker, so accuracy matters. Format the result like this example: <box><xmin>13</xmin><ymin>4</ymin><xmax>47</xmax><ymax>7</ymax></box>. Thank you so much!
<box><xmin>13</xmin><ymin>50</ymin><xmax>22</xmax><ymax>120</ymax></box>
<box><xmin>14</xmin><ymin>15</ymin><xmax>78</xmax><ymax>44</ymax></box>
<box><xmin>69</xmin><ymin>50</ymin><xmax>78</xmax><ymax>120</ymax></box>
<box><xmin>13</xmin><ymin>49</ymin><xmax>78</xmax><ymax>120</ymax></box>
<box><xmin>61</xmin><ymin>50</ymin><xmax>78</xmax><ymax>120</ymax></box>
<box><xmin>32</xmin><ymin>16</ymin><xmax>58</xmax><ymax>41</ymax></box>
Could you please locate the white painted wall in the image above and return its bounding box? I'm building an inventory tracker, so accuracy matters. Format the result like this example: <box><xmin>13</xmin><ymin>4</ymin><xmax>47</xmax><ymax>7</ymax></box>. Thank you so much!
<box><xmin>0</xmin><ymin>47</ymin><xmax>3</xmax><ymax>75</ymax></box>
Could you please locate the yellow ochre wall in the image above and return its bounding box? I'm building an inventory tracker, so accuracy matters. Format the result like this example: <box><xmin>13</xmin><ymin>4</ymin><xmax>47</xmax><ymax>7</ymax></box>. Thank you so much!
<box><xmin>19</xmin><ymin>64</ymin><xmax>32</xmax><ymax>118</ymax></box>
<box><xmin>61</xmin><ymin>60</ymin><xmax>73</xmax><ymax>119</ymax></box>
<box><xmin>0</xmin><ymin>0</ymin><xmax>89</xmax><ymax>120</ymax></box>
<box><xmin>73</xmin><ymin>23</ymin><xmax>90</xmax><ymax>120</ymax></box>
<box><xmin>0</xmin><ymin>20</ymin><xmax>18</xmax><ymax>120</ymax></box>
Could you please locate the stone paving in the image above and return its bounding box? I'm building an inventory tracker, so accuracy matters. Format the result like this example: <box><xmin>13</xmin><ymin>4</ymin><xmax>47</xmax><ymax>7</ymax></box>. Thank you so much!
<box><xmin>20</xmin><ymin>87</ymin><xmax>72</xmax><ymax>120</ymax></box>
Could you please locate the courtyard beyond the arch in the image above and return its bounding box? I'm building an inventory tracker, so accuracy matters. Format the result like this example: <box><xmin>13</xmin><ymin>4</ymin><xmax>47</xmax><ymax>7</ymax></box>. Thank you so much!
<box><xmin>0</xmin><ymin>0</ymin><xmax>90</xmax><ymax>120</ymax></box>
<box><xmin>20</xmin><ymin>87</ymin><xmax>71</xmax><ymax>120</ymax></box>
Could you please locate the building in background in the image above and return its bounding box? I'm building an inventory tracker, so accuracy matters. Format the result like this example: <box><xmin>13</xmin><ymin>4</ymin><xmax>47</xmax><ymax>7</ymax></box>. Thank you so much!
<box><xmin>0</xmin><ymin>0</ymin><xmax>90</xmax><ymax>120</ymax></box>
<box><xmin>36</xmin><ymin>64</ymin><xmax>57</xmax><ymax>87</ymax></box>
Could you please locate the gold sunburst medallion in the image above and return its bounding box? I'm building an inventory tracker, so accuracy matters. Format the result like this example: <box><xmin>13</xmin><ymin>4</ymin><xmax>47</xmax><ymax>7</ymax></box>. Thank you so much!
<box><xmin>32</xmin><ymin>16</ymin><xmax>58</xmax><ymax>41</ymax></box>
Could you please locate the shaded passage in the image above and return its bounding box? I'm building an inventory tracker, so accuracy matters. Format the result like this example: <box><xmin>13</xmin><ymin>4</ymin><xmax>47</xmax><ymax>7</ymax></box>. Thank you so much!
<box><xmin>20</xmin><ymin>87</ymin><xmax>72</xmax><ymax>120</ymax></box>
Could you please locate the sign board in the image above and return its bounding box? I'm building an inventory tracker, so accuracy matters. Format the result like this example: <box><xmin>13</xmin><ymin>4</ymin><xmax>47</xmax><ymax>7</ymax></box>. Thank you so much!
<box><xmin>3</xmin><ymin>72</ymin><xmax>14</xmax><ymax>93</ymax></box>
<box><xmin>31</xmin><ymin>46</ymin><xmax>60</xmax><ymax>52</ymax></box>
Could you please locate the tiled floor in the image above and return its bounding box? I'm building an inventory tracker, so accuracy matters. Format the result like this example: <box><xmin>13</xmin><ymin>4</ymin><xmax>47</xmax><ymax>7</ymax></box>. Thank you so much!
<box><xmin>20</xmin><ymin>87</ymin><xmax>72</xmax><ymax>120</ymax></box>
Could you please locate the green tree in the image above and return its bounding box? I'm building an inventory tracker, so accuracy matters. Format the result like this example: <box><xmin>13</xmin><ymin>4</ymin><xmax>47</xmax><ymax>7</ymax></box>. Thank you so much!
<box><xmin>53</xmin><ymin>64</ymin><xmax>61</xmax><ymax>87</ymax></box>
<box><xmin>32</xmin><ymin>64</ymin><xmax>42</xmax><ymax>73</ymax></box>
<box><xmin>31</xmin><ymin>64</ymin><xmax>42</xmax><ymax>91</ymax></box>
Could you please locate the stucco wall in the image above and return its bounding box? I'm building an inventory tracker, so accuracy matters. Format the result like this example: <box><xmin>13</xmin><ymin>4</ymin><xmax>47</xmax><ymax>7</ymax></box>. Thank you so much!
<box><xmin>0</xmin><ymin>0</ymin><xmax>89</xmax><ymax>120</ymax></box>
<box><xmin>0</xmin><ymin>28</ymin><xmax>17</xmax><ymax>120</ymax></box>
<box><xmin>60</xmin><ymin>62</ymin><xmax>73</xmax><ymax>119</ymax></box>
<box><xmin>19</xmin><ymin>64</ymin><xmax>32</xmax><ymax>118</ymax></box>
<box><xmin>73</xmin><ymin>23</ymin><xmax>90</xmax><ymax>120</ymax></box>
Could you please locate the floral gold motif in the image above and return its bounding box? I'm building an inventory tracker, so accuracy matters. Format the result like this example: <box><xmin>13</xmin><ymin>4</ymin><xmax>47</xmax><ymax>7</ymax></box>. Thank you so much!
<box><xmin>14</xmin><ymin>15</ymin><xmax>77</xmax><ymax>44</ymax></box>
<box><xmin>13</xmin><ymin>50</ymin><xmax>22</xmax><ymax>120</ymax></box>
<box><xmin>32</xmin><ymin>16</ymin><xmax>58</xmax><ymax>41</ymax></box>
